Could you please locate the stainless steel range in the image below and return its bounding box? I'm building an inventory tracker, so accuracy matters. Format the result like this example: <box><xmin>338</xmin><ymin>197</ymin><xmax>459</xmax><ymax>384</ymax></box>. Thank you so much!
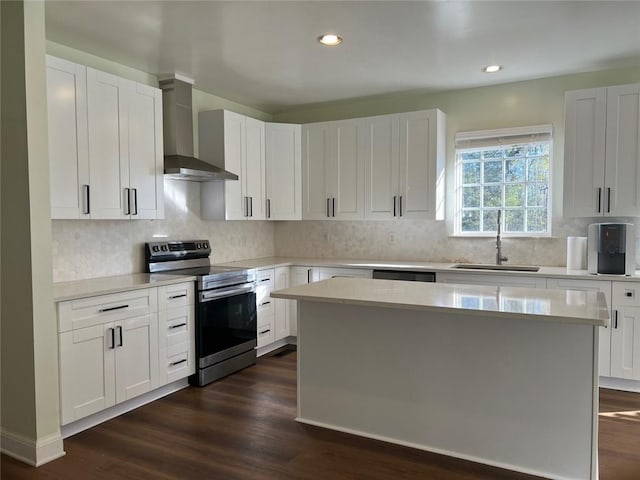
<box><xmin>145</xmin><ymin>240</ymin><xmax>257</xmax><ymax>386</ymax></box>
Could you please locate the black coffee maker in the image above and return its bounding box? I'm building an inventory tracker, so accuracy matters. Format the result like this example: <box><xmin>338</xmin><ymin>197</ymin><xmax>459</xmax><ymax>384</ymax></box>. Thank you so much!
<box><xmin>587</xmin><ymin>223</ymin><xmax>636</xmax><ymax>275</ymax></box>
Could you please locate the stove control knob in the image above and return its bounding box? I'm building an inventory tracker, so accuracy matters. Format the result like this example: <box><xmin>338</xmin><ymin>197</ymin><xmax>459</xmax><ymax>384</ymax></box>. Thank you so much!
<box><xmin>152</xmin><ymin>245</ymin><xmax>160</xmax><ymax>253</ymax></box>
<box><xmin>203</xmin><ymin>242</ymin><xmax>209</xmax><ymax>249</ymax></box>
<box><xmin>196</xmin><ymin>243</ymin><xmax>202</xmax><ymax>249</ymax></box>
<box><xmin>161</xmin><ymin>245</ymin><xmax>168</xmax><ymax>252</ymax></box>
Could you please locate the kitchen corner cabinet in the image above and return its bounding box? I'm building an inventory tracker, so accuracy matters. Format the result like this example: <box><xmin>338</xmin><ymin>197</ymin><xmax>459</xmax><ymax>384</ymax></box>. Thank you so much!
<box><xmin>265</xmin><ymin>123</ymin><xmax>302</xmax><ymax>220</ymax></box>
<box><xmin>610</xmin><ymin>282</ymin><xmax>640</xmax><ymax>380</ymax></box>
<box><xmin>364</xmin><ymin>109</ymin><xmax>446</xmax><ymax>220</ymax></box>
<box><xmin>563</xmin><ymin>83</ymin><xmax>640</xmax><ymax>217</ymax></box>
<box><xmin>274</xmin><ymin>266</ymin><xmax>291</xmax><ymax>340</ymax></box>
<box><xmin>200</xmin><ymin>110</ymin><xmax>266</xmax><ymax>220</ymax></box>
<box><xmin>289</xmin><ymin>266</ymin><xmax>320</xmax><ymax>336</ymax></box>
<box><xmin>302</xmin><ymin>119</ymin><xmax>365</xmax><ymax>220</ymax></box>
<box><xmin>46</xmin><ymin>55</ymin><xmax>164</xmax><ymax>220</ymax></box>
<box><xmin>57</xmin><ymin>288</ymin><xmax>159</xmax><ymax>425</ymax></box>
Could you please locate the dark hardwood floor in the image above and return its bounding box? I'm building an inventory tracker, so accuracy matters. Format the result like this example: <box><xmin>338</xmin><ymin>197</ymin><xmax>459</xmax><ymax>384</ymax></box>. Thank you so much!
<box><xmin>3</xmin><ymin>350</ymin><xmax>640</xmax><ymax>479</ymax></box>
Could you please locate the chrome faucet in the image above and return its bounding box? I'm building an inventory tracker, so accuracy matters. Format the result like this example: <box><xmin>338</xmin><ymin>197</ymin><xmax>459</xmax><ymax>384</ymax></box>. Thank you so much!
<box><xmin>496</xmin><ymin>210</ymin><xmax>508</xmax><ymax>265</ymax></box>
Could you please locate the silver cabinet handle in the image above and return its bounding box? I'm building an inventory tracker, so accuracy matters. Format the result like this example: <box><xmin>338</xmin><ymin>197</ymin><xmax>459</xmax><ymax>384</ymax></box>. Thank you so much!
<box><xmin>200</xmin><ymin>282</ymin><xmax>255</xmax><ymax>302</ymax></box>
<box><xmin>83</xmin><ymin>184</ymin><xmax>91</xmax><ymax>214</ymax></box>
<box><xmin>169</xmin><ymin>322</ymin><xmax>187</xmax><ymax>329</ymax></box>
<box><xmin>326</xmin><ymin>198</ymin><xmax>331</xmax><ymax>217</ymax></box>
<box><xmin>399</xmin><ymin>195</ymin><xmax>403</xmax><ymax>216</ymax></box>
<box><xmin>170</xmin><ymin>359</ymin><xmax>187</xmax><ymax>367</ymax></box>
<box><xmin>124</xmin><ymin>188</ymin><xmax>131</xmax><ymax>215</ymax></box>
<box><xmin>108</xmin><ymin>328</ymin><xmax>115</xmax><ymax>349</ymax></box>
<box><xmin>99</xmin><ymin>304</ymin><xmax>129</xmax><ymax>313</ymax></box>
<box><xmin>117</xmin><ymin>325</ymin><xmax>123</xmax><ymax>347</ymax></box>
<box><xmin>607</xmin><ymin>187</ymin><xmax>611</xmax><ymax>213</ymax></box>
<box><xmin>393</xmin><ymin>195</ymin><xmax>397</xmax><ymax>216</ymax></box>
<box><xmin>332</xmin><ymin>197</ymin><xmax>336</xmax><ymax>217</ymax></box>
<box><xmin>597</xmin><ymin>187</ymin><xmax>602</xmax><ymax>213</ymax></box>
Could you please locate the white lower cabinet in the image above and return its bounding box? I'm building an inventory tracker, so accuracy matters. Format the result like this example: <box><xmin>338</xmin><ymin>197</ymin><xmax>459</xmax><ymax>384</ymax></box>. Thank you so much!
<box><xmin>436</xmin><ymin>272</ymin><xmax>547</xmax><ymax>289</ymax></box>
<box><xmin>257</xmin><ymin>269</ymin><xmax>275</xmax><ymax>347</ymax></box>
<box><xmin>274</xmin><ymin>267</ymin><xmax>291</xmax><ymax>341</ymax></box>
<box><xmin>317</xmin><ymin>267</ymin><xmax>373</xmax><ymax>280</ymax></box>
<box><xmin>545</xmin><ymin>278</ymin><xmax>612</xmax><ymax>377</ymax></box>
<box><xmin>610</xmin><ymin>282</ymin><xmax>640</xmax><ymax>380</ymax></box>
<box><xmin>58</xmin><ymin>283</ymin><xmax>194</xmax><ymax>426</ymax></box>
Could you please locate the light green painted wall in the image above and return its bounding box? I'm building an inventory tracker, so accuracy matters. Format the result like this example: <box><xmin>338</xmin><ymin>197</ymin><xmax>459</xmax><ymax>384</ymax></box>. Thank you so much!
<box><xmin>272</xmin><ymin>67</ymin><xmax>640</xmax><ymax>220</ymax></box>
<box><xmin>1</xmin><ymin>0</ymin><xmax>60</xmax><ymax>453</ymax></box>
<box><xmin>1</xmin><ymin>0</ymin><xmax>39</xmax><ymax>442</ymax></box>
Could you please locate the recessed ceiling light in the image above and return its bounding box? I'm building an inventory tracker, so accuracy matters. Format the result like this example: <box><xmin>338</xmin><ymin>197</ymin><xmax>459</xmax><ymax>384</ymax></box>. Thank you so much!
<box><xmin>483</xmin><ymin>65</ymin><xmax>503</xmax><ymax>73</ymax></box>
<box><xmin>318</xmin><ymin>34</ymin><xmax>343</xmax><ymax>46</ymax></box>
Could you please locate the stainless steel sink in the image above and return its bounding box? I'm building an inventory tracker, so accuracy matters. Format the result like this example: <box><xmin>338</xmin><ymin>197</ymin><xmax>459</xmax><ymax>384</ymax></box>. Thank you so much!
<box><xmin>452</xmin><ymin>264</ymin><xmax>540</xmax><ymax>272</ymax></box>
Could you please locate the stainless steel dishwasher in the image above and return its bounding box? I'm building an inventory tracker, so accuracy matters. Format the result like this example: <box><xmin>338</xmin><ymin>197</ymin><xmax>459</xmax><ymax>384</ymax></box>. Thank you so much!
<box><xmin>372</xmin><ymin>270</ymin><xmax>436</xmax><ymax>282</ymax></box>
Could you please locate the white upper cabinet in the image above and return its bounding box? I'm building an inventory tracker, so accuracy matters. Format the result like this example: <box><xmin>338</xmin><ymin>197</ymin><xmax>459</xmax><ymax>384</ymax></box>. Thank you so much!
<box><xmin>127</xmin><ymin>82</ymin><xmax>164</xmax><ymax>219</ymax></box>
<box><xmin>364</xmin><ymin>109</ymin><xmax>445</xmax><ymax>220</ymax></box>
<box><xmin>200</xmin><ymin>110</ymin><xmax>266</xmax><ymax>220</ymax></box>
<box><xmin>304</xmin><ymin>109</ymin><xmax>445</xmax><ymax>221</ymax></box>
<box><xmin>265</xmin><ymin>123</ymin><xmax>302</xmax><ymax>220</ymax></box>
<box><xmin>46</xmin><ymin>56</ymin><xmax>89</xmax><ymax>219</ymax></box>
<box><xmin>302</xmin><ymin>118</ymin><xmax>366</xmax><ymax>220</ymax></box>
<box><xmin>46</xmin><ymin>56</ymin><xmax>164</xmax><ymax>220</ymax></box>
<box><xmin>563</xmin><ymin>83</ymin><xmax>640</xmax><ymax>217</ymax></box>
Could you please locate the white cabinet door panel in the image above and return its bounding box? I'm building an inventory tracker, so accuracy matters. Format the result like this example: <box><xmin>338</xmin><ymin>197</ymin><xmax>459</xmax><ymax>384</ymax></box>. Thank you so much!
<box><xmin>245</xmin><ymin>116</ymin><xmax>266</xmax><ymax>220</ymax></box>
<box><xmin>274</xmin><ymin>267</ymin><xmax>291</xmax><ymax>340</ymax></box>
<box><xmin>266</xmin><ymin>123</ymin><xmax>302</xmax><ymax>220</ymax></box>
<box><xmin>46</xmin><ymin>56</ymin><xmax>89</xmax><ymax>219</ymax></box>
<box><xmin>610</xmin><ymin>307</ymin><xmax>640</xmax><ymax>380</ymax></box>
<box><xmin>128</xmin><ymin>82</ymin><xmax>164</xmax><ymax>219</ymax></box>
<box><xmin>223</xmin><ymin>111</ymin><xmax>246</xmax><ymax>219</ymax></box>
<box><xmin>302</xmin><ymin>123</ymin><xmax>332</xmax><ymax>219</ymax></box>
<box><xmin>364</xmin><ymin>115</ymin><xmax>399</xmax><ymax>219</ymax></box>
<box><xmin>605</xmin><ymin>83</ymin><xmax>640</xmax><ymax>217</ymax></box>
<box><xmin>59</xmin><ymin>324</ymin><xmax>115</xmax><ymax>425</ymax></box>
<box><xmin>333</xmin><ymin>119</ymin><xmax>364</xmax><ymax>219</ymax></box>
<box><xmin>87</xmin><ymin>67</ymin><xmax>129</xmax><ymax>219</ymax></box>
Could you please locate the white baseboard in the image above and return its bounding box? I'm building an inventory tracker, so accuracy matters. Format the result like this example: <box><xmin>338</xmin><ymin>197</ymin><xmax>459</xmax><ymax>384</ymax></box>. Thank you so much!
<box><xmin>1</xmin><ymin>430</ymin><xmax>65</xmax><ymax>466</ymax></box>
<box><xmin>61</xmin><ymin>378</ymin><xmax>189</xmax><ymax>439</ymax></box>
<box><xmin>256</xmin><ymin>337</ymin><xmax>296</xmax><ymax>357</ymax></box>
<box><xmin>600</xmin><ymin>376</ymin><xmax>640</xmax><ymax>393</ymax></box>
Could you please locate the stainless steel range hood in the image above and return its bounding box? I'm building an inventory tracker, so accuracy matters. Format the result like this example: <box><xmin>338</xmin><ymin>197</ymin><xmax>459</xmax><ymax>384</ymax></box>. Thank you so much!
<box><xmin>159</xmin><ymin>78</ymin><xmax>238</xmax><ymax>181</ymax></box>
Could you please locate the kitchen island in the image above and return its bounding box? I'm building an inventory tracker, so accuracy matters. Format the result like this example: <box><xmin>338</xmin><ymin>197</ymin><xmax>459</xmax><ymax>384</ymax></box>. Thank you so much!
<box><xmin>271</xmin><ymin>277</ymin><xmax>609</xmax><ymax>480</ymax></box>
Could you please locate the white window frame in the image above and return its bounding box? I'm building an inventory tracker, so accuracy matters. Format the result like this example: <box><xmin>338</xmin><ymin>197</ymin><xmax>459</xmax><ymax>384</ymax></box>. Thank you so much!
<box><xmin>454</xmin><ymin>124</ymin><xmax>553</xmax><ymax>237</ymax></box>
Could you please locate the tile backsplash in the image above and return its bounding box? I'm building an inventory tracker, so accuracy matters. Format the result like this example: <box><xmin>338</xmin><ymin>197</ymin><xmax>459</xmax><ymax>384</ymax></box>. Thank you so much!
<box><xmin>52</xmin><ymin>180</ymin><xmax>639</xmax><ymax>282</ymax></box>
<box><xmin>51</xmin><ymin>180</ymin><xmax>275</xmax><ymax>282</ymax></box>
<box><xmin>274</xmin><ymin>217</ymin><xmax>640</xmax><ymax>267</ymax></box>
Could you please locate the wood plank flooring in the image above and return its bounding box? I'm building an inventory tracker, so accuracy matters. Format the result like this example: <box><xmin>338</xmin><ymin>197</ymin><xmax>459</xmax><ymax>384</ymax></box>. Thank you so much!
<box><xmin>3</xmin><ymin>350</ymin><xmax>640</xmax><ymax>479</ymax></box>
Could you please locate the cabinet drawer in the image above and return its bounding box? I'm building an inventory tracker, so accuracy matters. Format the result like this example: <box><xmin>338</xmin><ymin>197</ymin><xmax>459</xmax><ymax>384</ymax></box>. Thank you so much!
<box><xmin>257</xmin><ymin>323</ymin><xmax>275</xmax><ymax>347</ymax></box>
<box><xmin>612</xmin><ymin>282</ymin><xmax>640</xmax><ymax>307</ymax></box>
<box><xmin>163</xmin><ymin>348</ymin><xmax>194</xmax><ymax>384</ymax></box>
<box><xmin>158</xmin><ymin>282</ymin><xmax>194</xmax><ymax>310</ymax></box>
<box><xmin>58</xmin><ymin>288</ymin><xmax>158</xmax><ymax>333</ymax></box>
<box><xmin>159</xmin><ymin>306</ymin><xmax>192</xmax><ymax>349</ymax></box>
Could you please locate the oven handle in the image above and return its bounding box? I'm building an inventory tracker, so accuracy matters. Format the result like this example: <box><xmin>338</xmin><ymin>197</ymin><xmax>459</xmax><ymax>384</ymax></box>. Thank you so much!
<box><xmin>200</xmin><ymin>282</ymin><xmax>255</xmax><ymax>302</ymax></box>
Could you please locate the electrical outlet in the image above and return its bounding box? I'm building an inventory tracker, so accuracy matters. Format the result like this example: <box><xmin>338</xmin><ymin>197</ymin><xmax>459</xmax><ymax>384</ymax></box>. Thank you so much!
<box><xmin>388</xmin><ymin>232</ymin><xmax>396</xmax><ymax>245</ymax></box>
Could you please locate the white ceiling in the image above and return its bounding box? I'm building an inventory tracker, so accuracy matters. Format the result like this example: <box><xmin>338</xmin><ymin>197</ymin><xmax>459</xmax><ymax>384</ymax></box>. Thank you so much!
<box><xmin>45</xmin><ymin>1</ymin><xmax>640</xmax><ymax>113</ymax></box>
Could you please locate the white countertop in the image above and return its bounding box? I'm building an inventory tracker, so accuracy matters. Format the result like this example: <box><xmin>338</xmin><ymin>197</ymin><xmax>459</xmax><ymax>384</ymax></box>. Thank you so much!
<box><xmin>53</xmin><ymin>273</ymin><xmax>196</xmax><ymax>302</ymax></box>
<box><xmin>271</xmin><ymin>277</ymin><xmax>610</xmax><ymax>327</ymax></box>
<box><xmin>217</xmin><ymin>256</ymin><xmax>640</xmax><ymax>281</ymax></box>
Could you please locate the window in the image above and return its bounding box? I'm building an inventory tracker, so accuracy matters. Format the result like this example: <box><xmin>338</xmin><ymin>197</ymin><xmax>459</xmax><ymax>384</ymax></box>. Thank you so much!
<box><xmin>455</xmin><ymin>125</ymin><xmax>552</xmax><ymax>236</ymax></box>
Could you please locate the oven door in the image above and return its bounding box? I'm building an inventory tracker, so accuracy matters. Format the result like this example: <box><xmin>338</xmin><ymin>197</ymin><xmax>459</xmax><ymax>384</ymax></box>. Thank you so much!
<box><xmin>197</xmin><ymin>282</ymin><xmax>257</xmax><ymax>368</ymax></box>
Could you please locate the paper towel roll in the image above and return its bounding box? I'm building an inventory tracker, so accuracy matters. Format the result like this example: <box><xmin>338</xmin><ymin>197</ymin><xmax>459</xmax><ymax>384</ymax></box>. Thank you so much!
<box><xmin>567</xmin><ymin>236</ymin><xmax>587</xmax><ymax>270</ymax></box>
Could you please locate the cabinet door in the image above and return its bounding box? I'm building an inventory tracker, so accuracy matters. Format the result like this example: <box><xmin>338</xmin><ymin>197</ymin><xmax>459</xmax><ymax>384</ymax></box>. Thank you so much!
<box><xmin>302</xmin><ymin>123</ymin><xmax>332</xmax><ymax>219</ymax></box>
<box><xmin>223</xmin><ymin>111</ymin><xmax>246</xmax><ymax>219</ymax></box>
<box><xmin>563</xmin><ymin>88</ymin><xmax>607</xmax><ymax>217</ymax></box>
<box><xmin>610</xmin><ymin>306</ymin><xmax>640</xmax><ymax>380</ymax></box>
<box><xmin>114</xmin><ymin>313</ymin><xmax>159</xmax><ymax>403</ymax></box>
<box><xmin>332</xmin><ymin>119</ymin><xmax>365</xmax><ymax>219</ymax></box>
<box><xmin>59</xmin><ymin>324</ymin><xmax>115</xmax><ymax>425</ymax></box>
<box><xmin>398</xmin><ymin>110</ymin><xmax>440</xmax><ymax>219</ymax></box>
<box><xmin>128</xmin><ymin>82</ymin><xmax>164</xmax><ymax>219</ymax></box>
<box><xmin>46</xmin><ymin>56</ymin><xmax>90</xmax><ymax>219</ymax></box>
<box><xmin>288</xmin><ymin>266</ymin><xmax>318</xmax><ymax>336</ymax></box>
<box><xmin>546</xmin><ymin>278</ymin><xmax>612</xmax><ymax>377</ymax></box>
<box><xmin>87</xmin><ymin>67</ymin><xmax>129</xmax><ymax>219</ymax></box>
<box><xmin>274</xmin><ymin>267</ymin><xmax>290</xmax><ymax>340</ymax></box>
<box><xmin>244</xmin><ymin>117</ymin><xmax>266</xmax><ymax>220</ymax></box>
<box><xmin>604</xmin><ymin>83</ymin><xmax>640</xmax><ymax>217</ymax></box>
<box><xmin>363</xmin><ymin>114</ymin><xmax>399</xmax><ymax>219</ymax></box>
<box><xmin>265</xmin><ymin>123</ymin><xmax>302</xmax><ymax>220</ymax></box>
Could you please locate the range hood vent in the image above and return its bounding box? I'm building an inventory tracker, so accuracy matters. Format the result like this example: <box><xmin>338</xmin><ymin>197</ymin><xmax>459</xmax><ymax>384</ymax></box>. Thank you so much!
<box><xmin>159</xmin><ymin>78</ymin><xmax>238</xmax><ymax>182</ymax></box>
